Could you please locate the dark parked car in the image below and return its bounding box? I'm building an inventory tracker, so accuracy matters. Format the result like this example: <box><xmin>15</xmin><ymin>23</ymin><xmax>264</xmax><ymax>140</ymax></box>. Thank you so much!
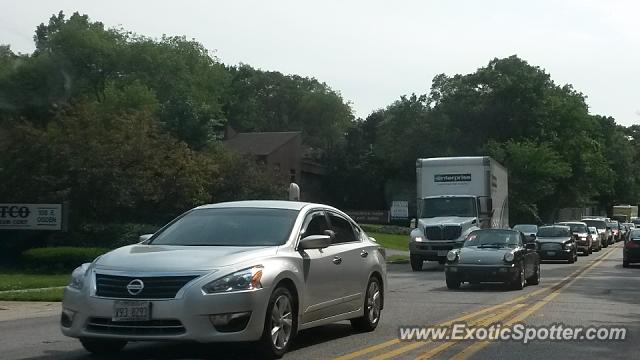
<box><xmin>623</xmin><ymin>229</ymin><xmax>640</xmax><ymax>267</ymax></box>
<box><xmin>556</xmin><ymin>221</ymin><xmax>592</xmax><ymax>255</ymax></box>
<box><xmin>536</xmin><ymin>225</ymin><xmax>578</xmax><ymax>263</ymax></box>
<box><xmin>444</xmin><ymin>229</ymin><xmax>540</xmax><ymax>290</ymax></box>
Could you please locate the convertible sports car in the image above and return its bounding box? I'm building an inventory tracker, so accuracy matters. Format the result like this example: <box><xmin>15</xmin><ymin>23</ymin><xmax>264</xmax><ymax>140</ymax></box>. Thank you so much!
<box><xmin>444</xmin><ymin>229</ymin><xmax>540</xmax><ymax>290</ymax></box>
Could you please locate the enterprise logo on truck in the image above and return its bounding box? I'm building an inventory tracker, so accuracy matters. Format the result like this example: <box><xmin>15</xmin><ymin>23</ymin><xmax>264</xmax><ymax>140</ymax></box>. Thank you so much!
<box><xmin>434</xmin><ymin>174</ymin><xmax>472</xmax><ymax>183</ymax></box>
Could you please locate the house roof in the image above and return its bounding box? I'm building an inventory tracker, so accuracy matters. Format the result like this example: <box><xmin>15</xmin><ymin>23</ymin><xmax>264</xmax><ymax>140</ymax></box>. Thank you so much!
<box><xmin>223</xmin><ymin>131</ymin><xmax>301</xmax><ymax>156</ymax></box>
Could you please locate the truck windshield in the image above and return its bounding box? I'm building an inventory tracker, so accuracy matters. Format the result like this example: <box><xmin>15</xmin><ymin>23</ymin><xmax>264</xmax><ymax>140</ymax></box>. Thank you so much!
<box><xmin>420</xmin><ymin>197</ymin><xmax>476</xmax><ymax>218</ymax></box>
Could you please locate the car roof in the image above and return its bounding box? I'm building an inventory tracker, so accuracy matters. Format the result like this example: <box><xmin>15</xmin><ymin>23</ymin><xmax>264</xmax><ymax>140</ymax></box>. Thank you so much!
<box><xmin>539</xmin><ymin>225</ymin><xmax>570</xmax><ymax>229</ymax></box>
<box><xmin>194</xmin><ymin>200</ymin><xmax>325</xmax><ymax>211</ymax></box>
<box><xmin>557</xmin><ymin>221</ymin><xmax>587</xmax><ymax>226</ymax></box>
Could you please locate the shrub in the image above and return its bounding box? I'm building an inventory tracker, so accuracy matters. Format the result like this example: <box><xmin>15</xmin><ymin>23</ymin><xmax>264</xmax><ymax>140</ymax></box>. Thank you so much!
<box><xmin>361</xmin><ymin>224</ymin><xmax>411</xmax><ymax>235</ymax></box>
<box><xmin>22</xmin><ymin>247</ymin><xmax>109</xmax><ymax>273</ymax></box>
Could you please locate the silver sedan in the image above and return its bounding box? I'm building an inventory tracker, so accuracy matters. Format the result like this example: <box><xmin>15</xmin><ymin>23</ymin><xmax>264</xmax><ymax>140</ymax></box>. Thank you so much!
<box><xmin>61</xmin><ymin>201</ymin><xmax>386</xmax><ymax>358</ymax></box>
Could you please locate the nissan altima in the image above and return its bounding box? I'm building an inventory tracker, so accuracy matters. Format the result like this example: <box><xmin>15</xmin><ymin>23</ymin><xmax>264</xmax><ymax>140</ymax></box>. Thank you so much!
<box><xmin>61</xmin><ymin>201</ymin><xmax>386</xmax><ymax>358</ymax></box>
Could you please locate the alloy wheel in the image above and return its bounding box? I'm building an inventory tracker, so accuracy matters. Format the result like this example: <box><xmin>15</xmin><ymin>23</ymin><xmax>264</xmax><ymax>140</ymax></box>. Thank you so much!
<box><xmin>366</xmin><ymin>280</ymin><xmax>382</xmax><ymax>325</ymax></box>
<box><xmin>270</xmin><ymin>294</ymin><xmax>293</xmax><ymax>350</ymax></box>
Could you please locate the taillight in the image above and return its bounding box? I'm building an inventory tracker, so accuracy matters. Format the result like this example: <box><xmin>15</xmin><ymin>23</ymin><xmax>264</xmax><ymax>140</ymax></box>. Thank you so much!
<box><xmin>625</xmin><ymin>241</ymin><xmax>640</xmax><ymax>249</ymax></box>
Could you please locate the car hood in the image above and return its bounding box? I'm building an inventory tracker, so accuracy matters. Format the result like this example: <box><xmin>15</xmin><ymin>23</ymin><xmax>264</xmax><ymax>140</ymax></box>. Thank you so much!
<box><xmin>419</xmin><ymin>216</ymin><xmax>476</xmax><ymax>227</ymax></box>
<box><xmin>457</xmin><ymin>247</ymin><xmax>514</xmax><ymax>265</ymax></box>
<box><xmin>95</xmin><ymin>244</ymin><xmax>278</xmax><ymax>272</ymax></box>
<box><xmin>537</xmin><ymin>237</ymin><xmax>571</xmax><ymax>243</ymax></box>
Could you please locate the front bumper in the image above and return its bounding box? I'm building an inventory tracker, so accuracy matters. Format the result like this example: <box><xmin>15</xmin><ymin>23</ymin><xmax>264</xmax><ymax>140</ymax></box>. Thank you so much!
<box><xmin>60</xmin><ymin>283</ymin><xmax>270</xmax><ymax>343</ymax></box>
<box><xmin>445</xmin><ymin>264</ymin><xmax>518</xmax><ymax>283</ymax></box>
<box><xmin>623</xmin><ymin>248</ymin><xmax>640</xmax><ymax>263</ymax></box>
<box><xmin>539</xmin><ymin>249</ymin><xmax>573</xmax><ymax>260</ymax></box>
<box><xmin>410</xmin><ymin>241</ymin><xmax>463</xmax><ymax>261</ymax></box>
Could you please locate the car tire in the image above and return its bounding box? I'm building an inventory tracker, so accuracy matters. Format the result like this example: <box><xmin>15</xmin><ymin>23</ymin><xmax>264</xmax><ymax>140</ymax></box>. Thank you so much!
<box><xmin>351</xmin><ymin>276</ymin><xmax>383</xmax><ymax>332</ymax></box>
<box><xmin>623</xmin><ymin>261</ymin><xmax>629</xmax><ymax>268</ymax></box>
<box><xmin>410</xmin><ymin>255</ymin><xmax>423</xmax><ymax>271</ymax></box>
<box><xmin>446</xmin><ymin>276</ymin><xmax>460</xmax><ymax>289</ymax></box>
<box><xmin>259</xmin><ymin>287</ymin><xmax>296</xmax><ymax>359</ymax></box>
<box><xmin>568</xmin><ymin>253</ymin><xmax>575</xmax><ymax>264</ymax></box>
<box><xmin>511</xmin><ymin>265</ymin><xmax>525</xmax><ymax>290</ymax></box>
<box><xmin>79</xmin><ymin>338</ymin><xmax>127</xmax><ymax>355</ymax></box>
<box><xmin>527</xmin><ymin>262</ymin><xmax>540</xmax><ymax>285</ymax></box>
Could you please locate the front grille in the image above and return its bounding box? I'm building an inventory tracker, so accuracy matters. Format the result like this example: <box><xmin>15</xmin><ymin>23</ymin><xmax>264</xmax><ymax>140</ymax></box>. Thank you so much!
<box><xmin>95</xmin><ymin>274</ymin><xmax>199</xmax><ymax>299</ymax></box>
<box><xmin>424</xmin><ymin>225</ymin><xmax>462</xmax><ymax>240</ymax></box>
<box><xmin>540</xmin><ymin>243</ymin><xmax>563</xmax><ymax>251</ymax></box>
<box><xmin>443</xmin><ymin>226</ymin><xmax>462</xmax><ymax>240</ymax></box>
<box><xmin>86</xmin><ymin>317</ymin><xmax>185</xmax><ymax>336</ymax></box>
<box><xmin>424</xmin><ymin>226</ymin><xmax>442</xmax><ymax>240</ymax></box>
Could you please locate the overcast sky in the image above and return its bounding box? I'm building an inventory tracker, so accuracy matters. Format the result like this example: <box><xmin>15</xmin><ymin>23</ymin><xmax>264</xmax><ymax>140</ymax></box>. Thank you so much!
<box><xmin>1</xmin><ymin>0</ymin><xmax>639</xmax><ymax>125</ymax></box>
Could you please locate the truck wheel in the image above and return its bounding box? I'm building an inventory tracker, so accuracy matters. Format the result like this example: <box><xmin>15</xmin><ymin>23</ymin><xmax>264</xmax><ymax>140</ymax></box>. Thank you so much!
<box><xmin>623</xmin><ymin>261</ymin><xmax>629</xmax><ymax>268</ymax></box>
<box><xmin>410</xmin><ymin>255</ymin><xmax>423</xmax><ymax>271</ymax></box>
<box><xmin>446</xmin><ymin>276</ymin><xmax>460</xmax><ymax>289</ymax></box>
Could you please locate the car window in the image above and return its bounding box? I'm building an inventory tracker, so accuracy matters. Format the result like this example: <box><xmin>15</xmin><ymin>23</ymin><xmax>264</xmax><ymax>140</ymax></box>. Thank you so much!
<box><xmin>328</xmin><ymin>213</ymin><xmax>357</xmax><ymax>244</ymax></box>
<box><xmin>302</xmin><ymin>211</ymin><xmax>330</xmax><ymax>237</ymax></box>
<box><xmin>464</xmin><ymin>230</ymin><xmax>520</xmax><ymax>247</ymax></box>
<box><xmin>537</xmin><ymin>226</ymin><xmax>570</xmax><ymax>237</ymax></box>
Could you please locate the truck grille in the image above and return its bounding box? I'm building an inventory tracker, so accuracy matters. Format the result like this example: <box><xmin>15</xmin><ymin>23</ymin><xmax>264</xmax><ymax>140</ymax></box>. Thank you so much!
<box><xmin>86</xmin><ymin>317</ymin><xmax>185</xmax><ymax>336</ymax></box>
<box><xmin>95</xmin><ymin>274</ymin><xmax>199</xmax><ymax>299</ymax></box>
<box><xmin>424</xmin><ymin>225</ymin><xmax>462</xmax><ymax>240</ymax></box>
<box><xmin>539</xmin><ymin>243</ymin><xmax>563</xmax><ymax>251</ymax></box>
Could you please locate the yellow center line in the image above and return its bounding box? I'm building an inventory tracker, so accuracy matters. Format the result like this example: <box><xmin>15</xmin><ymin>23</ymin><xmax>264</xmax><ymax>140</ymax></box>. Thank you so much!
<box><xmin>333</xmin><ymin>246</ymin><xmax>614</xmax><ymax>360</ymax></box>
<box><xmin>447</xmin><ymin>246</ymin><xmax>618</xmax><ymax>360</ymax></box>
<box><xmin>385</xmin><ymin>303</ymin><xmax>527</xmax><ymax>360</ymax></box>
<box><xmin>334</xmin><ymin>287</ymin><xmax>546</xmax><ymax>360</ymax></box>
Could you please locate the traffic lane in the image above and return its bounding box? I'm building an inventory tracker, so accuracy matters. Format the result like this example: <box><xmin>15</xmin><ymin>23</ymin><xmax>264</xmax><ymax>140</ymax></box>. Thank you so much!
<box><xmin>457</xmin><ymin>247</ymin><xmax>638</xmax><ymax>360</ymax></box>
<box><xmin>1</xmin><ymin>256</ymin><xmax>591</xmax><ymax>360</ymax></box>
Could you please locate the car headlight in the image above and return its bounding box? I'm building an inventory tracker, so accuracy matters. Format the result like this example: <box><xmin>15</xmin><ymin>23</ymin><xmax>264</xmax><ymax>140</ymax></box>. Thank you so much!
<box><xmin>202</xmin><ymin>266</ymin><xmax>263</xmax><ymax>294</ymax></box>
<box><xmin>69</xmin><ymin>263</ymin><xmax>91</xmax><ymax>289</ymax></box>
<box><xmin>413</xmin><ymin>236</ymin><xmax>424</xmax><ymax>242</ymax></box>
<box><xmin>446</xmin><ymin>251</ymin><xmax>458</xmax><ymax>262</ymax></box>
<box><xmin>564</xmin><ymin>242</ymin><xmax>573</xmax><ymax>249</ymax></box>
<box><xmin>503</xmin><ymin>252</ymin><xmax>515</xmax><ymax>262</ymax></box>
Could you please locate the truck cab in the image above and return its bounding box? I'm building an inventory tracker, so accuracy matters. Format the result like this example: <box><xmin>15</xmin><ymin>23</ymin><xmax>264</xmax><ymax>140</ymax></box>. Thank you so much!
<box><xmin>409</xmin><ymin>157</ymin><xmax>508</xmax><ymax>271</ymax></box>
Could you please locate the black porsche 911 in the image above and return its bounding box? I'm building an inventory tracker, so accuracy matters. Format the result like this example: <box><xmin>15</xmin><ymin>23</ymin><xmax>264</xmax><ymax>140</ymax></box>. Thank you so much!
<box><xmin>444</xmin><ymin>229</ymin><xmax>540</xmax><ymax>290</ymax></box>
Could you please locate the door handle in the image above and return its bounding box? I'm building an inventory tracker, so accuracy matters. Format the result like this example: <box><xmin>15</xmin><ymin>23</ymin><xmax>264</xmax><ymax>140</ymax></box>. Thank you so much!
<box><xmin>360</xmin><ymin>250</ymin><xmax>369</xmax><ymax>258</ymax></box>
<box><xmin>332</xmin><ymin>256</ymin><xmax>342</xmax><ymax>265</ymax></box>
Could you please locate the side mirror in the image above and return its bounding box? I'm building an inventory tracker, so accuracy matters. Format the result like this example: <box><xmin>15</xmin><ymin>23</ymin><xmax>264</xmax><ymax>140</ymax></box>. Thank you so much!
<box><xmin>299</xmin><ymin>234</ymin><xmax>332</xmax><ymax>250</ymax></box>
<box><xmin>530</xmin><ymin>234</ymin><xmax>537</xmax><ymax>240</ymax></box>
<box><xmin>139</xmin><ymin>234</ymin><xmax>153</xmax><ymax>244</ymax></box>
<box><xmin>410</xmin><ymin>218</ymin><xmax>417</xmax><ymax>229</ymax></box>
<box><xmin>525</xmin><ymin>242</ymin><xmax>537</xmax><ymax>250</ymax></box>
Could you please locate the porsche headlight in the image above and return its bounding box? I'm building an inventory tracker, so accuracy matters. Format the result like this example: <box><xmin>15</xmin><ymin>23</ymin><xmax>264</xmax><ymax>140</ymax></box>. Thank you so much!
<box><xmin>446</xmin><ymin>251</ymin><xmax>458</xmax><ymax>262</ymax></box>
<box><xmin>69</xmin><ymin>263</ymin><xmax>91</xmax><ymax>290</ymax></box>
<box><xmin>202</xmin><ymin>266</ymin><xmax>263</xmax><ymax>294</ymax></box>
<box><xmin>503</xmin><ymin>252</ymin><xmax>515</xmax><ymax>263</ymax></box>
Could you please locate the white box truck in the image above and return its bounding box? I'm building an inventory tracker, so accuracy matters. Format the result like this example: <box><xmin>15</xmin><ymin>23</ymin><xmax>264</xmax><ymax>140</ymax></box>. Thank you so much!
<box><xmin>409</xmin><ymin>156</ymin><xmax>508</xmax><ymax>270</ymax></box>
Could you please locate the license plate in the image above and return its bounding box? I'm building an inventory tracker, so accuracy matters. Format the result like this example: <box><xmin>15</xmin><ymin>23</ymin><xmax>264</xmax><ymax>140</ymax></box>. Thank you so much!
<box><xmin>113</xmin><ymin>301</ymin><xmax>150</xmax><ymax>321</ymax></box>
<box><xmin>546</xmin><ymin>251</ymin><xmax>556</xmax><ymax>256</ymax></box>
<box><xmin>437</xmin><ymin>250</ymin><xmax>449</xmax><ymax>256</ymax></box>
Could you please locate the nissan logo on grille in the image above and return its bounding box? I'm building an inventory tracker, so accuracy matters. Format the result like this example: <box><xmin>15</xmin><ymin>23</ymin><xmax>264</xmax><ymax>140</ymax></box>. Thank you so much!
<box><xmin>126</xmin><ymin>279</ymin><xmax>144</xmax><ymax>296</ymax></box>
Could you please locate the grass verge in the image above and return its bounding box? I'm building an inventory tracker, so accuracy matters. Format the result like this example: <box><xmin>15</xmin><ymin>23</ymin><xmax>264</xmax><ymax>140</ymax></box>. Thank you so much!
<box><xmin>369</xmin><ymin>232</ymin><xmax>409</xmax><ymax>251</ymax></box>
<box><xmin>0</xmin><ymin>273</ymin><xmax>69</xmax><ymax>291</ymax></box>
<box><xmin>0</xmin><ymin>287</ymin><xmax>64</xmax><ymax>301</ymax></box>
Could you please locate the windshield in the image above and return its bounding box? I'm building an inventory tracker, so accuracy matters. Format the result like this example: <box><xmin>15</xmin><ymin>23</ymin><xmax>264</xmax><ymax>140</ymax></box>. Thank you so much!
<box><xmin>537</xmin><ymin>226</ymin><xmax>570</xmax><ymax>237</ymax></box>
<box><xmin>629</xmin><ymin>230</ymin><xmax>640</xmax><ymax>240</ymax></box>
<box><xmin>463</xmin><ymin>230</ymin><xmax>520</xmax><ymax>248</ymax></box>
<box><xmin>558</xmin><ymin>223</ymin><xmax>587</xmax><ymax>233</ymax></box>
<box><xmin>420</xmin><ymin>197</ymin><xmax>476</xmax><ymax>218</ymax></box>
<box><xmin>150</xmin><ymin>208</ymin><xmax>298</xmax><ymax>246</ymax></box>
<box><xmin>607</xmin><ymin>221</ymin><xmax>619</xmax><ymax>228</ymax></box>
<box><xmin>582</xmin><ymin>220</ymin><xmax>606</xmax><ymax>229</ymax></box>
<box><xmin>513</xmin><ymin>224</ymin><xmax>537</xmax><ymax>233</ymax></box>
